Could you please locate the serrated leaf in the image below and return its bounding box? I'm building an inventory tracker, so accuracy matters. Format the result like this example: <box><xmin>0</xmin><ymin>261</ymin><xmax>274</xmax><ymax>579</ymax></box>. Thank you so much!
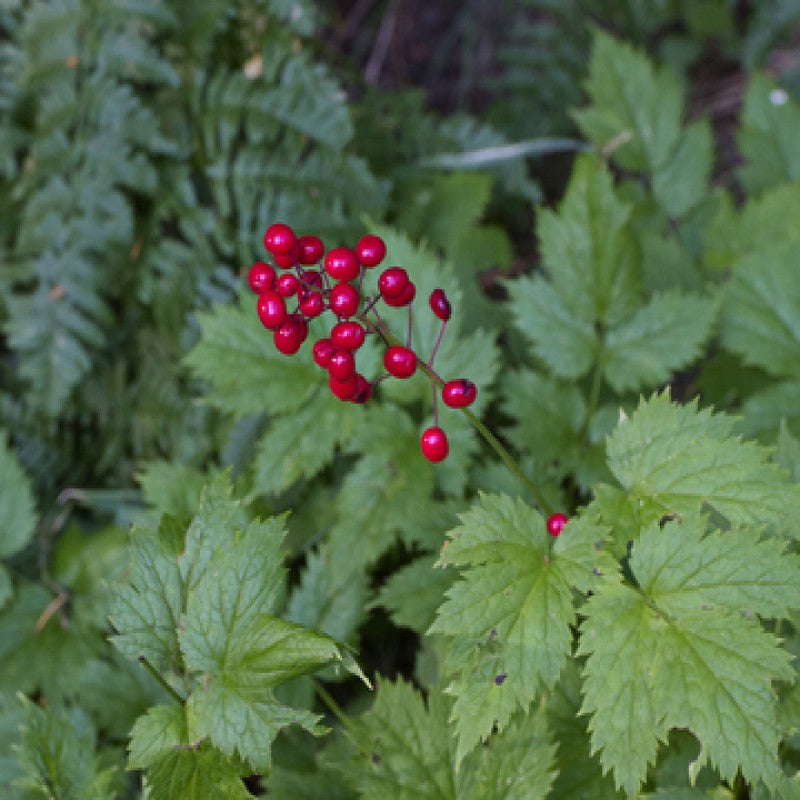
<box><xmin>603</xmin><ymin>291</ymin><xmax>716</xmax><ymax>392</ymax></box>
<box><xmin>606</xmin><ymin>392</ymin><xmax>800</xmax><ymax>532</ymax></box>
<box><xmin>128</xmin><ymin>703</ymin><xmax>188</xmax><ymax>770</ymax></box>
<box><xmin>146</xmin><ymin>745</ymin><xmax>251</xmax><ymax>800</ymax></box>
<box><xmin>138</xmin><ymin>462</ymin><xmax>207</xmax><ymax>526</ymax></box>
<box><xmin>0</xmin><ymin>429</ymin><xmax>36</xmax><ymax>559</ymax></box>
<box><xmin>430</xmin><ymin>494</ymin><xmax>616</xmax><ymax>763</ymax></box>
<box><xmin>777</xmin><ymin>421</ymin><xmax>800</xmax><ymax>481</ymax></box>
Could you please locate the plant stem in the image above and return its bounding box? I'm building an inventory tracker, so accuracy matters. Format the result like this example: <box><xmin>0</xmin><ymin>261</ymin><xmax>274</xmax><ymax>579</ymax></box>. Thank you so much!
<box><xmin>138</xmin><ymin>656</ymin><xmax>185</xmax><ymax>704</ymax></box>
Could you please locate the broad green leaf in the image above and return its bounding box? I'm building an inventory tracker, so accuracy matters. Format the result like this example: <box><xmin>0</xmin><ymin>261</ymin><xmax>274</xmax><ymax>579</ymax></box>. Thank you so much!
<box><xmin>603</xmin><ymin>291</ymin><xmax>716</xmax><ymax>392</ymax></box>
<box><xmin>640</xmin><ymin>231</ymin><xmax>703</xmax><ymax>293</ymax></box>
<box><xmin>0</xmin><ymin>429</ymin><xmax>36</xmax><ymax>559</ymax></box>
<box><xmin>430</xmin><ymin>494</ymin><xmax>616</xmax><ymax>763</ymax></box>
<box><xmin>606</xmin><ymin>392</ymin><xmax>800</xmax><ymax>532</ymax></box>
<box><xmin>146</xmin><ymin>745</ymin><xmax>251</xmax><ymax>800</ymax></box>
<box><xmin>739</xmin><ymin>380</ymin><xmax>800</xmax><ymax>440</ymax></box>
<box><xmin>720</xmin><ymin>244</ymin><xmax>800</xmax><ymax>379</ymax></box>
<box><xmin>138</xmin><ymin>461</ymin><xmax>206</xmax><ymax>526</ymax></box>
<box><xmin>128</xmin><ymin>703</ymin><xmax>189</xmax><ymax>770</ymax></box>
<box><xmin>777</xmin><ymin>421</ymin><xmax>800</xmax><ymax>481</ymax></box>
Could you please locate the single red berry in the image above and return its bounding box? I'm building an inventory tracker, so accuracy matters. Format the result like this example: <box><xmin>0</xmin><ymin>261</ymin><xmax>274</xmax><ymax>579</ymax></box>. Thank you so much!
<box><xmin>547</xmin><ymin>513</ymin><xmax>568</xmax><ymax>537</ymax></box>
<box><xmin>378</xmin><ymin>267</ymin><xmax>408</xmax><ymax>300</ymax></box>
<box><xmin>324</xmin><ymin>247</ymin><xmax>360</xmax><ymax>281</ymax></box>
<box><xmin>248</xmin><ymin>261</ymin><xmax>276</xmax><ymax>293</ymax></box>
<box><xmin>329</xmin><ymin>283</ymin><xmax>361</xmax><ymax>318</ymax></box>
<box><xmin>429</xmin><ymin>288</ymin><xmax>451</xmax><ymax>322</ymax></box>
<box><xmin>297</xmin><ymin>235</ymin><xmax>324</xmax><ymax>265</ymax></box>
<box><xmin>420</xmin><ymin>426</ymin><xmax>449</xmax><ymax>463</ymax></box>
<box><xmin>356</xmin><ymin>234</ymin><xmax>386</xmax><ymax>267</ymax></box>
<box><xmin>264</xmin><ymin>223</ymin><xmax>295</xmax><ymax>255</ymax></box>
<box><xmin>383</xmin><ymin>281</ymin><xmax>416</xmax><ymax>307</ymax></box>
<box><xmin>299</xmin><ymin>290</ymin><xmax>325</xmax><ymax>318</ymax></box>
<box><xmin>442</xmin><ymin>379</ymin><xmax>476</xmax><ymax>408</ymax></box>
<box><xmin>274</xmin><ymin>245</ymin><xmax>299</xmax><ymax>269</ymax></box>
<box><xmin>312</xmin><ymin>338</ymin><xmax>336</xmax><ymax>368</ymax></box>
<box><xmin>276</xmin><ymin>273</ymin><xmax>300</xmax><ymax>298</ymax></box>
<box><xmin>384</xmin><ymin>345</ymin><xmax>417</xmax><ymax>379</ymax></box>
<box><xmin>257</xmin><ymin>291</ymin><xmax>287</xmax><ymax>330</ymax></box>
<box><xmin>329</xmin><ymin>372</ymin><xmax>358</xmax><ymax>401</ymax></box>
<box><xmin>328</xmin><ymin>349</ymin><xmax>356</xmax><ymax>381</ymax></box>
<box><xmin>330</xmin><ymin>320</ymin><xmax>365</xmax><ymax>351</ymax></box>
<box><xmin>299</xmin><ymin>269</ymin><xmax>323</xmax><ymax>289</ymax></box>
<box><xmin>274</xmin><ymin>316</ymin><xmax>307</xmax><ymax>355</ymax></box>
<box><xmin>352</xmin><ymin>374</ymin><xmax>372</xmax><ymax>403</ymax></box>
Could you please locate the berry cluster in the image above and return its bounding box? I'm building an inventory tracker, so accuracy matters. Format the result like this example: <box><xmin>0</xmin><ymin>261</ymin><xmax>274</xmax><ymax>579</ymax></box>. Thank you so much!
<box><xmin>249</xmin><ymin>223</ymin><xmax>477</xmax><ymax>462</ymax></box>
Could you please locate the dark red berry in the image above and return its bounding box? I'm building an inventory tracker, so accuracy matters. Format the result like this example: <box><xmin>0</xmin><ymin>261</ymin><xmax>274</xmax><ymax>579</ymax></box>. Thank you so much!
<box><xmin>299</xmin><ymin>290</ymin><xmax>325</xmax><ymax>318</ymax></box>
<box><xmin>297</xmin><ymin>235</ymin><xmax>324</xmax><ymax>265</ymax></box>
<box><xmin>329</xmin><ymin>283</ymin><xmax>360</xmax><ymax>318</ymax></box>
<box><xmin>429</xmin><ymin>288</ymin><xmax>451</xmax><ymax>321</ymax></box>
<box><xmin>257</xmin><ymin>291</ymin><xmax>287</xmax><ymax>330</ymax></box>
<box><xmin>383</xmin><ymin>281</ymin><xmax>416</xmax><ymax>307</ymax></box>
<box><xmin>274</xmin><ymin>246</ymin><xmax>299</xmax><ymax>269</ymax></box>
<box><xmin>276</xmin><ymin>273</ymin><xmax>300</xmax><ymax>298</ymax></box>
<box><xmin>547</xmin><ymin>513</ymin><xmax>568</xmax><ymax>537</ymax></box>
<box><xmin>330</xmin><ymin>320</ymin><xmax>365</xmax><ymax>351</ymax></box>
<box><xmin>329</xmin><ymin>372</ymin><xmax>358</xmax><ymax>401</ymax></box>
<box><xmin>264</xmin><ymin>223</ymin><xmax>295</xmax><ymax>255</ymax></box>
<box><xmin>312</xmin><ymin>338</ymin><xmax>336</xmax><ymax>368</ymax></box>
<box><xmin>420</xmin><ymin>426</ymin><xmax>449</xmax><ymax>462</ymax></box>
<box><xmin>352</xmin><ymin>374</ymin><xmax>372</xmax><ymax>403</ymax></box>
<box><xmin>248</xmin><ymin>261</ymin><xmax>276</xmax><ymax>293</ymax></box>
<box><xmin>274</xmin><ymin>316</ymin><xmax>307</xmax><ymax>355</ymax></box>
<box><xmin>383</xmin><ymin>345</ymin><xmax>417</xmax><ymax>379</ymax></box>
<box><xmin>356</xmin><ymin>234</ymin><xmax>386</xmax><ymax>267</ymax></box>
<box><xmin>328</xmin><ymin>349</ymin><xmax>356</xmax><ymax>381</ymax></box>
<box><xmin>378</xmin><ymin>267</ymin><xmax>408</xmax><ymax>300</ymax></box>
<box><xmin>324</xmin><ymin>247</ymin><xmax>360</xmax><ymax>282</ymax></box>
<box><xmin>299</xmin><ymin>270</ymin><xmax>323</xmax><ymax>289</ymax></box>
<box><xmin>442</xmin><ymin>379</ymin><xmax>476</xmax><ymax>408</ymax></box>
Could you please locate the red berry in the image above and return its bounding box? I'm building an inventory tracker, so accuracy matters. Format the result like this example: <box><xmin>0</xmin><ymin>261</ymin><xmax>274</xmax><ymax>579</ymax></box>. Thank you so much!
<box><xmin>352</xmin><ymin>374</ymin><xmax>372</xmax><ymax>403</ymax></box>
<box><xmin>330</xmin><ymin>320</ymin><xmax>365</xmax><ymax>351</ymax></box>
<box><xmin>429</xmin><ymin>288</ymin><xmax>451</xmax><ymax>321</ymax></box>
<box><xmin>299</xmin><ymin>290</ymin><xmax>325</xmax><ymax>318</ymax></box>
<box><xmin>297</xmin><ymin>235</ymin><xmax>324</xmax><ymax>265</ymax></box>
<box><xmin>276</xmin><ymin>273</ymin><xmax>300</xmax><ymax>298</ymax></box>
<box><xmin>248</xmin><ymin>261</ymin><xmax>276</xmax><ymax>293</ymax></box>
<box><xmin>256</xmin><ymin>291</ymin><xmax>287</xmax><ymax>330</ymax></box>
<box><xmin>329</xmin><ymin>372</ymin><xmax>358</xmax><ymax>401</ymax></box>
<box><xmin>442</xmin><ymin>379</ymin><xmax>476</xmax><ymax>408</ymax></box>
<box><xmin>264</xmin><ymin>223</ymin><xmax>295</xmax><ymax>255</ymax></box>
<box><xmin>299</xmin><ymin>270</ymin><xmax>323</xmax><ymax>289</ymax></box>
<box><xmin>274</xmin><ymin>247</ymin><xmax>299</xmax><ymax>269</ymax></box>
<box><xmin>378</xmin><ymin>267</ymin><xmax>408</xmax><ymax>300</ymax></box>
<box><xmin>547</xmin><ymin>513</ymin><xmax>568</xmax><ymax>537</ymax></box>
<box><xmin>356</xmin><ymin>234</ymin><xmax>386</xmax><ymax>267</ymax></box>
<box><xmin>383</xmin><ymin>281</ymin><xmax>416</xmax><ymax>307</ymax></box>
<box><xmin>328</xmin><ymin>349</ymin><xmax>356</xmax><ymax>381</ymax></box>
<box><xmin>324</xmin><ymin>247</ymin><xmax>360</xmax><ymax>281</ymax></box>
<box><xmin>329</xmin><ymin>283</ymin><xmax>361</xmax><ymax>318</ymax></box>
<box><xmin>274</xmin><ymin>316</ymin><xmax>307</xmax><ymax>355</ymax></box>
<box><xmin>312</xmin><ymin>338</ymin><xmax>336</xmax><ymax>368</ymax></box>
<box><xmin>383</xmin><ymin>345</ymin><xmax>417</xmax><ymax>379</ymax></box>
<box><xmin>420</xmin><ymin>426</ymin><xmax>449</xmax><ymax>462</ymax></box>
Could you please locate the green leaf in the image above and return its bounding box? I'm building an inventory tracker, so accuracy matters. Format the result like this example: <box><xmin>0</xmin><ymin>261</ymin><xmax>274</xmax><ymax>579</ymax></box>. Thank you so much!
<box><xmin>603</xmin><ymin>291</ymin><xmax>716</xmax><ymax>392</ymax></box>
<box><xmin>720</xmin><ymin>244</ymin><xmax>800</xmax><ymax>379</ymax></box>
<box><xmin>430</xmin><ymin>494</ymin><xmax>616</xmax><ymax>763</ymax></box>
<box><xmin>138</xmin><ymin>462</ymin><xmax>207</xmax><ymax>526</ymax></box>
<box><xmin>0</xmin><ymin>429</ymin><xmax>36</xmax><ymax>559</ymax></box>
<box><xmin>578</xmin><ymin>520</ymin><xmax>795</xmax><ymax>794</ymax></box>
<box><xmin>146</xmin><ymin>745</ymin><xmax>251</xmax><ymax>800</ymax></box>
<box><xmin>777</xmin><ymin>421</ymin><xmax>800</xmax><ymax>482</ymax></box>
<box><xmin>128</xmin><ymin>703</ymin><xmax>189</xmax><ymax>771</ymax></box>
<box><xmin>606</xmin><ymin>392</ymin><xmax>800</xmax><ymax>532</ymax></box>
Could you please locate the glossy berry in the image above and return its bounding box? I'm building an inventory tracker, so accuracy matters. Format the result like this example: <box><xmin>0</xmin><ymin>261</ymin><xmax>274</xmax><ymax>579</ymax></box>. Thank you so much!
<box><xmin>297</xmin><ymin>235</ymin><xmax>324</xmax><ymax>265</ymax></box>
<box><xmin>329</xmin><ymin>372</ymin><xmax>358</xmax><ymax>401</ymax></box>
<box><xmin>298</xmin><ymin>290</ymin><xmax>325</xmax><ymax>318</ymax></box>
<box><xmin>264</xmin><ymin>223</ymin><xmax>295</xmax><ymax>255</ymax></box>
<box><xmin>352</xmin><ymin>374</ymin><xmax>372</xmax><ymax>403</ymax></box>
<box><xmin>442</xmin><ymin>379</ymin><xmax>476</xmax><ymax>408</ymax></box>
<box><xmin>248</xmin><ymin>261</ymin><xmax>276</xmax><ymax>293</ymax></box>
<box><xmin>429</xmin><ymin>288</ymin><xmax>451</xmax><ymax>322</ymax></box>
<box><xmin>378</xmin><ymin>267</ymin><xmax>408</xmax><ymax>300</ymax></box>
<box><xmin>420</xmin><ymin>426</ymin><xmax>449</xmax><ymax>463</ymax></box>
<box><xmin>328</xmin><ymin>349</ymin><xmax>356</xmax><ymax>381</ymax></box>
<box><xmin>312</xmin><ymin>338</ymin><xmax>336</xmax><ymax>368</ymax></box>
<box><xmin>383</xmin><ymin>281</ymin><xmax>416</xmax><ymax>307</ymax></box>
<box><xmin>324</xmin><ymin>247</ymin><xmax>360</xmax><ymax>282</ymax></box>
<box><xmin>383</xmin><ymin>345</ymin><xmax>417</xmax><ymax>379</ymax></box>
<box><xmin>274</xmin><ymin>316</ymin><xmax>307</xmax><ymax>355</ymax></box>
<box><xmin>329</xmin><ymin>283</ymin><xmax>361</xmax><ymax>318</ymax></box>
<box><xmin>356</xmin><ymin>234</ymin><xmax>386</xmax><ymax>267</ymax></box>
<box><xmin>330</xmin><ymin>320</ymin><xmax>365</xmax><ymax>351</ymax></box>
<box><xmin>256</xmin><ymin>291</ymin><xmax>287</xmax><ymax>330</ymax></box>
<box><xmin>276</xmin><ymin>273</ymin><xmax>300</xmax><ymax>298</ymax></box>
<box><xmin>273</xmin><ymin>243</ymin><xmax>300</xmax><ymax>269</ymax></box>
<box><xmin>547</xmin><ymin>513</ymin><xmax>568</xmax><ymax>538</ymax></box>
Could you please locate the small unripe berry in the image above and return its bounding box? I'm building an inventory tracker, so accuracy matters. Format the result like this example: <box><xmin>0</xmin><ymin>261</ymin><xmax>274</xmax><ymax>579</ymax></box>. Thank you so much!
<box><xmin>383</xmin><ymin>345</ymin><xmax>417</xmax><ymax>379</ymax></box>
<box><xmin>547</xmin><ymin>513</ymin><xmax>568</xmax><ymax>537</ymax></box>
<box><xmin>248</xmin><ymin>261</ymin><xmax>276</xmax><ymax>293</ymax></box>
<box><xmin>330</xmin><ymin>320</ymin><xmax>365</xmax><ymax>351</ymax></box>
<box><xmin>329</xmin><ymin>283</ymin><xmax>361</xmax><ymax>318</ymax></box>
<box><xmin>356</xmin><ymin>234</ymin><xmax>386</xmax><ymax>267</ymax></box>
<box><xmin>378</xmin><ymin>267</ymin><xmax>408</xmax><ymax>300</ymax></box>
<box><xmin>420</xmin><ymin>426</ymin><xmax>449</xmax><ymax>462</ymax></box>
<box><xmin>257</xmin><ymin>291</ymin><xmax>287</xmax><ymax>330</ymax></box>
<box><xmin>442</xmin><ymin>379</ymin><xmax>476</xmax><ymax>408</ymax></box>
<box><xmin>312</xmin><ymin>338</ymin><xmax>335</xmax><ymax>368</ymax></box>
<box><xmin>297</xmin><ymin>235</ymin><xmax>324</xmax><ymax>265</ymax></box>
<box><xmin>324</xmin><ymin>247</ymin><xmax>360</xmax><ymax>281</ymax></box>
<box><xmin>429</xmin><ymin>288</ymin><xmax>451</xmax><ymax>321</ymax></box>
<box><xmin>264</xmin><ymin>223</ymin><xmax>295</xmax><ymax>255</ymax></box>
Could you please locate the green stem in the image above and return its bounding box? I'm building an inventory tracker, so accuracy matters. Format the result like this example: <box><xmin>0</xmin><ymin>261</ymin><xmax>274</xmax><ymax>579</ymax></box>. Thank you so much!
<box><xmin>138</xmin><ymin>656</ymin><xmax>185</xmax><ymax>705</ymax></box>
